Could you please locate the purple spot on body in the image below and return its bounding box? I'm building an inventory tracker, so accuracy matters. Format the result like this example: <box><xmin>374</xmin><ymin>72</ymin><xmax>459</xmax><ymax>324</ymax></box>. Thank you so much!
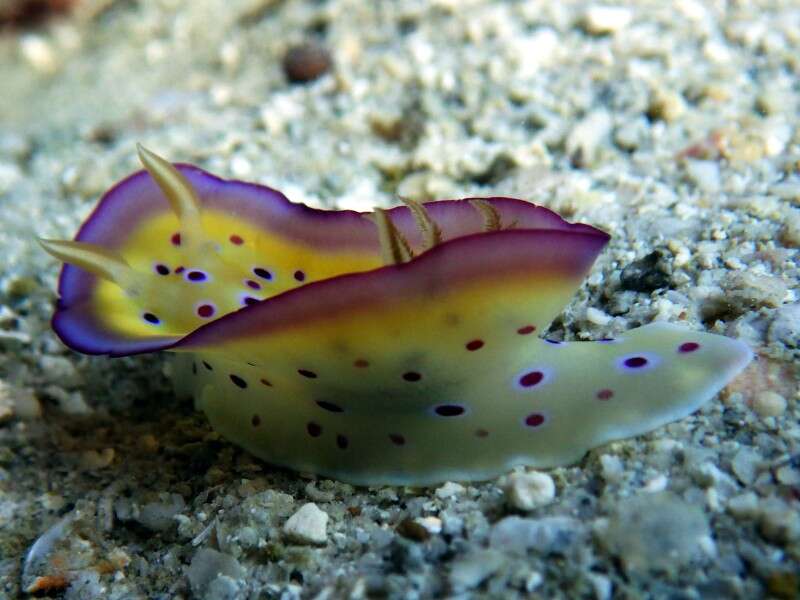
<box><xmin>253</xmin><ymin>267</ymin><xmax>272</xmax><ymax>280</ymax></box>
<box><xmin>246</xmin><ymin>280</ymin><xmax>261</xmax><ymax>290</ymax></box>
<box><xmin>434</xmin><ymin>404</ymin><xmax>465</xmax><ymax>417</ymax></box>
<box><xmin>243</xmin><ymin>296</ymin><xmax>259</xmax><ymax>306</ymax></box>
<box><xmin>298</xmin><ymin>369</ymin><xmax>317</xmax><ymax>379</ymax></box>
<box><xmin>197</xmin><ymin>304</ymin><xmax>215</xmax><ymax>318</ymax></box>
<box><xmin>679</xmin><ymin>342</ymin><xmax>700</xmax><ymax>353</ymax></box>
<box><xmin>517</xmin><ymin>325</ymin><xmax>536</xmax><ymax>335</ymax></box>
<box><xmin>251</xmin><ymin>414</ymin><xmax>261</xmax><ymax>427</ymax></box>
<box><xmin>202</xmin><ymin>361</ymin><xmax>213</xmax><ymax>371</ymax></box>
<box><xmin>616</xmin><ymin>352</ymin><xmax>659</xmax><ymax>373</ymax></box>
<box><xmin>389</xmin><ymin>433</ymin><xmax>406</xmax><ymax>446</ymax></box>
<box><xmin>524</xmin><ymin>413</ymin><xmax>546</xmax><ymax>427</ymax></box>
<box><xmin>466</xmin><ymin>339</ymin><xmax>484</xmax><ymax>351</ymax></box>
<box><xmin>155</xmin><ymin>264</ymin><xmax>170</xmax><ymax>275</ymax></box>
<box><xmin>316</xmin><ymin>400</ymin><xmax>343</xmax><ymax>413</ymax></box>
<box><xmin>230</xmin><ymin>234</ymin><xmax>244</xmax><ymax>245</ymax></box>
<box><xmin>596</xmin><ymin>388</ymin><xmax>614</xmax><ymax>400</ymax></box>
<box><xmin>294</xmin><ymin>270</ymin><xmax>306</xmax><ymax>282</ymax></box>
<box><xmin>624</xmin><ymin>356</ymin><xmax>648</xmax><ymax>368</ymax></box>
<box><xmin>230</xmin><ymin>374</ymin><xmax>247</xmax><ymax>388</ymax></box>
<box><xmin>545</xmin><ymin>339</ymin><xmax>564</xmax><ymax>345</ymax></box>
<box><xmin>143</xmin><ymin>312</ymin><xmax>160</xmax><ymax>325</ymax></box>
<box><xmin>519</xmin><ymin>370</ymin><xmax>544</xmax><ymax>387</ymax></box>
<box><xmin>402</xmin><ymin>371</ymin><xmax>421</xmax><ymax>382</ymax></box>
<box><xmin>174</xmin><ymin>266</ymin><xmax>185</xmax><ymax>274</ymax></box>
<box><xmin>187</xmin><ymin>270</ymin><xmax>207</xmax><ymax>282</ymax></box>
<box><xmin>307</xmin><ymin>422</ymin><xmax>322</xmax><ymax>437</ymax></box>
<box><xmin>336</xmin><ymin>434</ymin><xmax>349</xmax><ymax>449</ymax></box>
<box><xmin>171</xmin><ymin>232</ymin><xmax>181</xmax><ymax>246</ymax></box>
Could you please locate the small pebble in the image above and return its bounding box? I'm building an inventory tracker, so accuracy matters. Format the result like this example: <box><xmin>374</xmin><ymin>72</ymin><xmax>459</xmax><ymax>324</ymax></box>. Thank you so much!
<box><xmin>775</xmin><ymin>465</ymin><xmax>800</xmax><ymax>486</ymax></box>
<box><xmin>39</xmin><ymin>493</ymin><xmax>65</xmax><ymax>512</ymax></box>
<box><xmin>64</xmin><ymin>570</ymin><xmax>104</xmax><ymax>600</ymax></box>
<box><xmin>767</xmin><ymin>303</ymin><xmax>800</xmax><ymax>347</ymax></box>
<box><xmin>20</xmin><ymin>34</ymin><xmax>58</xmax><ymax>74</ymax></box>
<box><xmin>752</xmin><ymin>391</ymin><xmax>787</xmax><ymax>418</ymax></box>
<box><xmin>774</xmin><ymin>174</ymin><xmax>800</xmax><ymax>195</ymax></box>
<box><xmin>587</xmin><ymin>572</ymin><xmax>613</xmax><ymax>600</ymax></box>
<box><xmin>762</xmin><ymin>121</ymin><xmax>792</xmax><ymax>157</ymax></box>
<box><xmin>723</xmin><ymin>271</ymin><xmax>788</xmax><ymax>310</ymax></box>
<box><xmin>304</xmin><ymin>481</ymin><xmax>336</xmax><ymax>503</ymax></box>
<box><xmin>690</xmin><ymin>462</ymin><xmax>737</xmax><ymax>498</ymax></box>
<box><xmin>229</xmin><ymin>155</ymin><xmax>251</xmax><ymax>178</ymax></box>
<box><xmin>600</xmin><ymin>454</ymin><xmax>624</xmax><ymax>483</ymax></box>
<box><xmin>642</xmin><ymin>474</ymin><xmax>668</xmax><ymax>493</ymax></box>
<box><xmin>136</xmin><ymin>493</ymin><xmax>186</xmax><ymax>532</ymax></box>
<box><xmin>583</xmin><ymin>6</ymin><xmax>633</xmax><ymax>35</ymax></box>
<box><xmin>524</xmin><ymin>571</ymin><xmax>543</xmax><ymax>592</ymax></box>
<box><xmin>490</xmin><ymin>516</ymin><xmax>583</xmax><ymax>556</ymax></box>
<box><xmin>283</xmin><ymin>42</ymin><xmax>333</xmax><ymax>83</ymax></box>
<box><xmin>620</xmin><ymin>251</ymin><xmax>671</xmax><ymax>293</ymax></box>
<box><xmin>0</xmin><ymin>380</ymin><xmax>41</xmax><ymax>421</ymax></box>
<box><xmin>648</xmin><ymin>88</ymin><xmax>687</xmax><ymax>123</ymax></box>
<box><xmin>205</xmin><ymin>575</ymin><xmax>243</xmax><ymax>600</ymax></box>
<box><xmin>602</xmin><ymin>493</ymin><xmax>709</xmax><ymax>572</ymax></box>
<box><xmin>416</xmin><ymin>516</ymin><xmax>442</xmax><ymax>535</ymax></box>
<box><xmin>514</xmin><ymin>28</ymin><xmax>559</xmax><ymax>75</ymax></box>
<box><xmin>0</xmin><ymin>131</ymin><xmax>31</xmax><ymax>159</ymax></box>
<box><xmin>566</xmin><ymin>109</ymin><xmax>612</xmax><ymax>166</ymax></box>
<box><xmin>80</xmin><ymin>448</ymin><xmax>115</xmax><ymax>470</ymax></box>
<box><xmin>186</xmin><ymin>549</ymin><xmax>244</xmax><ymax>597</ymax></box>
<box><xmin>759</xmin><ymin>500</ymin><xmax>800</xmax><ymax>544</ymax></box>
<box><xmin>39</xmin><ymin>355</ymin><xmax>82</xmax><ymax>387</ymax></box>
<box><xmin>449</xmin><ymin>550</ymin><xmax>503</xmax><ymax>591</ymax></box>
<box><xmin>684</xmin><ymin>159</ymin><xmax>721</xmax><ymax>193</ymax></box>
<box><xmin>435</xmin><ymin>481</ymin><xmax>465</xmax><ymax>499</ymax></box>
<box><xmin>0</xmin><ymin>161</ymin><xmax>22</xmax><ymax>194</ymax></box>
<box><xmin>397</xmin><ymin>171</ymin><xmax>458</xmax><ymax>202</ymax></box>
<box><xmin>727</xmin><ymin>492</ymin><xmax>760</xmax><ymax>520</ymax></box>
<box><xmin>46</xmin><ymin>388</ymin><xmax>91</xmax><ymax>416</ymax></box>
<box><xmin>503</xmin><ymin>471</ymin><xmax>556</xmax><ymax>511</ymax></box>
<box><xmin>283</xmin><ymin>502</ymin><xmax>328</xmax><ymax>545</ymax></box>
<box><xmin>586</xmin><ymin>307</ymin><xmax>612</xmax><ymax>326</ymax></box>
<box><xmin>731</xmin><ymin>449</ymin><xmax>761</xmax><ymax>485</ymax></box>
<box><xmin>396</xmin><ymin>518</ymin><xmax>430</xmax><ymax>542</ymax></box>
<box><xmin>613</xmin><ymin>122</ymin><xmax>640</xmax><ymax>151</ymax></box>
<box><xmin>394</xmin><ymin>516</ymin><xmax>440</xmax><ymax>544</ymax></box>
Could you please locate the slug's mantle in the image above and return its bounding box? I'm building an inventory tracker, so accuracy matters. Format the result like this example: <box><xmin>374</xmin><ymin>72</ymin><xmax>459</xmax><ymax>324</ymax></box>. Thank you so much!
<box><xmin>42</xmin><ymin>147</ymin><xmax>753</xmax><ymax>485</ymax></box>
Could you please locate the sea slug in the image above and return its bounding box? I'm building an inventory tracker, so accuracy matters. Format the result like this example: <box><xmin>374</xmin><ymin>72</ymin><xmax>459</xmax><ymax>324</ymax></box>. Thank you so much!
<box><xmin>41</xmin><ymin>146</ymin><xmax>753</xmax><ymax>485</ymax></box>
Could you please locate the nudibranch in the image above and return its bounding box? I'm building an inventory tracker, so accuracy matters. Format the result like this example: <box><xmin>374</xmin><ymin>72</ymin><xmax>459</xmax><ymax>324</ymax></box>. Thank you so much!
<box><xmin>42</xmin><ymin>146</ymin><xmax>753</xmax><ymax>485</ymax></box>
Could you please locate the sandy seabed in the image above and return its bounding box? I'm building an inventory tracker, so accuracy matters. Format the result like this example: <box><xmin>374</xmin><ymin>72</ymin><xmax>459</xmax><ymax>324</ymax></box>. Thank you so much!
<box><xmin>0</xmin><ymin>1</ymin><xmax>798</xmax><ymax>598</ymax></box>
